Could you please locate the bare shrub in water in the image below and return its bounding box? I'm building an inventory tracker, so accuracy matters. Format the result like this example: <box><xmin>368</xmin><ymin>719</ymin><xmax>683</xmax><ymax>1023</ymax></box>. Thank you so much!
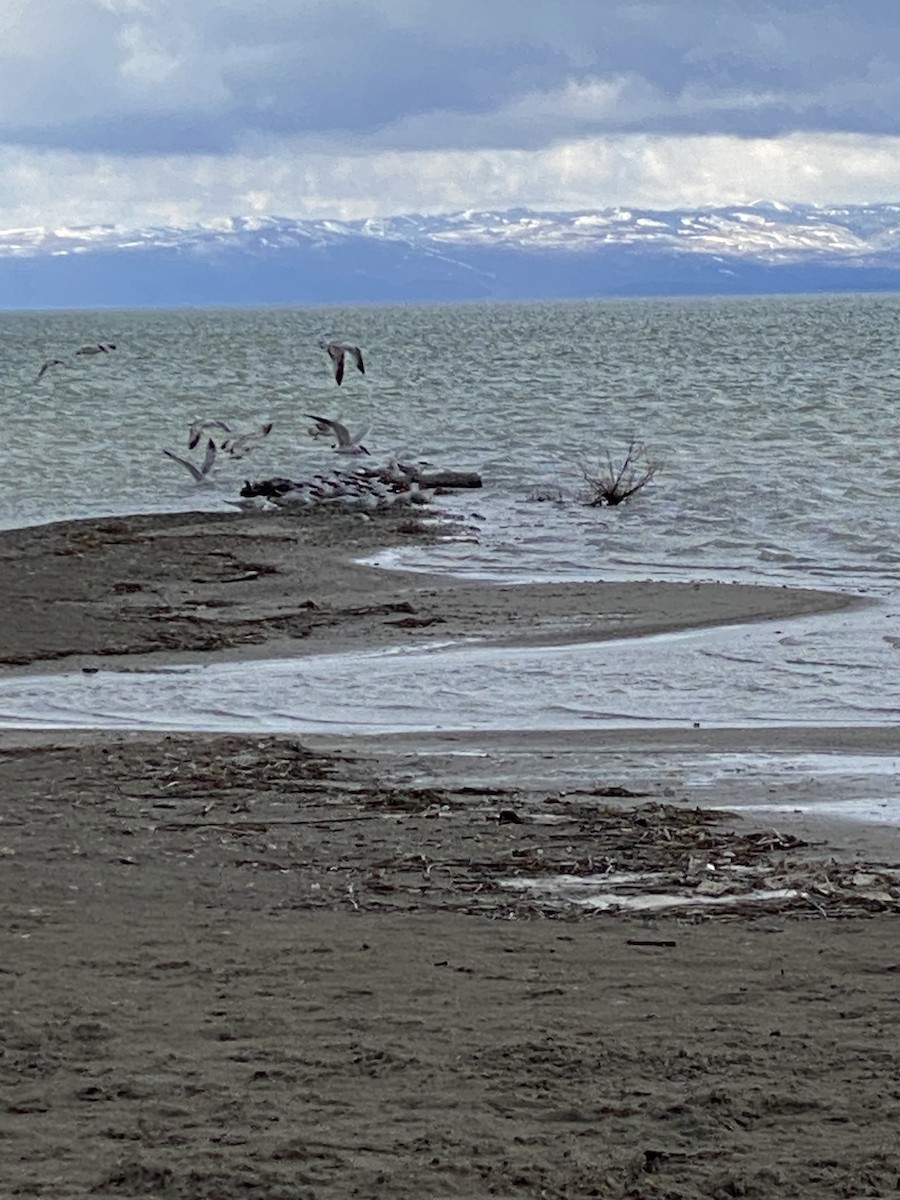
<box><xmin>581</xmin><ymin>437</ymin><xmax>660</xmax><ymax>506</ymax></box>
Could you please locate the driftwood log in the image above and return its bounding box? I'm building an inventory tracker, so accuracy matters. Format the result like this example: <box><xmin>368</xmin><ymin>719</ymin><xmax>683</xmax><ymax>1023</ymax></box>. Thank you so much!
<box><xmin>241</xmin><ymin>464</ymin><xmax>482</xmax><ymax>500</ymax></box>
<box><xmin>412</xmin><ymin>468</ymin><xmax>482</xmax><ymax>489</ymax></box>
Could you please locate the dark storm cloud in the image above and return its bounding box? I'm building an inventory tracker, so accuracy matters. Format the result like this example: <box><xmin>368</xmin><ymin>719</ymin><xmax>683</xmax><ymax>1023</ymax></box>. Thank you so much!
<box><xmin>2</xmin><ymin>0</ymin><xmax>900</xmax><ymax>155</ymax></box>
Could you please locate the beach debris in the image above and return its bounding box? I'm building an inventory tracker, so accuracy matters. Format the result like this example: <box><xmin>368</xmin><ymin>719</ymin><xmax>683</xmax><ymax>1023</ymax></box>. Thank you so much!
<box><xmin>9</xmin><ymin>732</ymin><xmax>900</xmax><ymax>925</ymax></box>
<box><xmin>318</xmin><ymin>339</ymin><xmax>365</xmax><ymax>385</ymax></box>
<box><xmin>581</xmin><ymin>435</ymin><xmax>660</xmax><ymax>506</ymax></box>
<box><xmin>496</xmin><ymin>800</ymin><xmax>900</xmax><ymax>919</ymax></box>
<box><xmin>526</xmin><ymin>485</ymin><xmax>567</xmax><ymax>502</ymax></box>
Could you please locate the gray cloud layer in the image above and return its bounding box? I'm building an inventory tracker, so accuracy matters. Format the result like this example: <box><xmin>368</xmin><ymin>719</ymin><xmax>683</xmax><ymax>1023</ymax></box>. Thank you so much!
<box><xmin>3</xmin><ymin>0</ymin><xmax>900</xmax><ymax>157</ymax></box>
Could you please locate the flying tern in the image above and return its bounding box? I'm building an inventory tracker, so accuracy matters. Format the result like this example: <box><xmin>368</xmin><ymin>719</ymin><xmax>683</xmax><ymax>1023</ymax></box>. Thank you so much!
<box><xmin>318</xmin><ymin>340</ymin><xmax>365</xmax><ymax>385</ymax></box>
<box><xmin>162</xmin><ymin>438</ymin><xmax>217</xmax><ymax>482</ymax></box>
<box><xmin>303</xmin><ymin>414</ymin><xmax>370</xmax><ymax>455</ymax></box>
<box><xmin>34</xmin><ymin>358</ymin><xmax>68</xmax><ymax>382</ymax></box>
<box><xmin>188</xmin><ymin>418</ymin><xmax>233</xmax><ymax>449</ymax></box>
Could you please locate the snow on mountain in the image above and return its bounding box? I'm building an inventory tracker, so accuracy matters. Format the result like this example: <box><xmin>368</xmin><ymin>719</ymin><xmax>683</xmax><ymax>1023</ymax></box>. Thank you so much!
<box><xmin>2</xmin><ymin>202</ymin><xmax>900</xmax><ymax>308</ymax></box>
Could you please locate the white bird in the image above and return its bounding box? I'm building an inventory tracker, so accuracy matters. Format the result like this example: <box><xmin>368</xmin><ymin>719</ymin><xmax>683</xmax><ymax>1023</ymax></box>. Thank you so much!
<box><xmin>162</xmin><ymin>438</ymin><xmax>217</xmax><ymax>482</ymax></box>
<box><xmin>307</xmin><ymin>415</ymin><xmax>338</xmax><ymax>439</ymax></box>
<box><xmin>188</xmin><ymin>418</ymin><xmax>232</xmax><ymax>449</ymax></box>
<box><xmin>224</xmin><ymin>495</ymin><xmax>274</xmax><ymax>512</ymax></box>
<box><xmin>303</xmin><ymin>414</ymin><xmax>370</xmax><ymax>455</ymax></box>
<box><xmin>220</xmin><ymin>421</ymin><xmax>274</xmax><ymax>459</ymax></box>
<box><xmin>75</xmin><ymin>342</ymin><xmax>116</xmax><ymax>356</ymax></box>
<box><xmin>318</xmin><ymin>339</ymin><xmax>365</xmax><ymax>385</ymax></box>
<box><xmin>270</xmin><ymin>487</ymin><xmax>317</xmax><ymax>510</ymax></box>
<box><xmin>35</xmin><ymin>358</ymin><xmax>68</xmax><ymax>382</ymax></box>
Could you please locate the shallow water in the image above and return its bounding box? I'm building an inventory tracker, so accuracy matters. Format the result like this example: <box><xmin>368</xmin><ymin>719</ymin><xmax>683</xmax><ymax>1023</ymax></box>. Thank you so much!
<box><xmin>1</xmin><ymin>605</ymin><xmax>898</xmax><ymax>735</ymax></box>
<box><xmin>4</xmin><ymin>294</ymin><xmax>900</xmax><ymax>592</ymax></box>
<box><xmin>2</xmin><ymin>294</ymin><xmax>900</xmax><ymax>776</ymax></box>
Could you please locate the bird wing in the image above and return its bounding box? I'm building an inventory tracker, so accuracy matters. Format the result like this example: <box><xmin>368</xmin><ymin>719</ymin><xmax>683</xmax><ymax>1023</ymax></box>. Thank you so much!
<box><xmin>35</xmin><ymin>358</ymin><xmax>63</xmax><ymax>381</ymax></box>
<box><xmin>350</xmin><ymin>425</ymin><xmax>371</xmax><ymax>446</ymax></box>
<box><xmin>200</xmin><ymin>438</ymin><xmax>217</xmax><ymax>476</ymax></box>
<box><xmin>330</xmin><ymin>419</ymin><xmax>353</xmax><ymax>446</ymax></box>
<box><xmin>319</xmin><ymin>342</ymin><xmax>344</xmax><ymax>384</ymax></box>
<box><xmin>163</xmin><ymin>448</ymin><xmax>203</xmax><ymax>482</ymax></box>
<box><xmin>350</xmin><ymin>346</ymin><xmax>365</xmax><ymax>374</ymax></box>
<box><xmin>304</xmin><ymin>413</ymin><xmax>348</xmax><ymax>442</ymax></box>
<box><xmin>189</xmin><ymin>418</ymin><xmax>231</xmax><ymax>449</ymax></box>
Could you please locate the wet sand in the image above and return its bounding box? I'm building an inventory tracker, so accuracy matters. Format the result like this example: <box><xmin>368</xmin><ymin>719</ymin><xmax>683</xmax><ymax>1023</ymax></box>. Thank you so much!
<box><xmin>2</xmin><ymin>510</ymin><xmax>899</xmax><ymax>1199</ymax></box>
<box><xmin>0</xmin><ymin>507</ymin><xmax>862</xmax><ymax>671</ymax></box>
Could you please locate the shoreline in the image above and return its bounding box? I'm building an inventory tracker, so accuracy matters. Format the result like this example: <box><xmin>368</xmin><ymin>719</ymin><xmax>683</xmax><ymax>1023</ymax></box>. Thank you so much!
<box><xmin>0</xmin><ymin>505</ymin><xmax>894</xmax><ymax>838</ymax></box>
<box><xmin>0</xmin><ymin>506</ymin><xmax>866</xmax><ymax>675</ymax></box>
<box><xmin>3</xmin><ymin>502</ymin><xmax>898</xmax><ymax>876</ymax></box>
<box><xmin>4</xmin><ymin>510</ymin><xmax>900</xmax><ymax>1198</ymax></box>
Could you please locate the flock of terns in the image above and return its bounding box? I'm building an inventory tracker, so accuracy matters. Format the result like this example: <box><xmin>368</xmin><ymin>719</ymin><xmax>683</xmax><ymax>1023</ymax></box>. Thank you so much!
<box><xmin>234</xmin><ymin>457</ymin><xmax>439</xmax><ymax>514</ymax></box>
<box><xmin>158</xmin><ymin>339</ymin><xmax>372</xmax><ymax>484</ymax></box>
<box><xmin>35</xmin><ymin>342</ymin><xmax>117</xmax><ymax>381</ymax></box>
<box><xmin>34</xmin><ymin>334</ymin><xmax>438</xmax><ymax>514</ymax></box>
<box><xmin>162</xmin><ymin>420</ymin><xmax>276</xmax><ymax>481</ymax></box>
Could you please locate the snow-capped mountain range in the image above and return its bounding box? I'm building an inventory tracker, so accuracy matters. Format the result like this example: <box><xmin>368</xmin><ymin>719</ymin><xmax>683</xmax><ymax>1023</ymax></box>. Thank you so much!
<box><xmin>2</xmin><ymin>201</ymin><xmax>900</xmax><ymax>309</ymax></box>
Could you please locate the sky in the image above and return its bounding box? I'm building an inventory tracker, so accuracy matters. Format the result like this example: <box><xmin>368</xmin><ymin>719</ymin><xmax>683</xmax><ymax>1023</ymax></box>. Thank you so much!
<box><xmin>2</xmin><ymin>0</ymin><xmax>900</xmax><ymax>230</ymax></box>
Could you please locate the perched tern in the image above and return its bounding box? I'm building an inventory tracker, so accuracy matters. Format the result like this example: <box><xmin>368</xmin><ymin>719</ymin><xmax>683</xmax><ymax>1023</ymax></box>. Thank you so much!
<box><xmin>224</xmin><ymin>495</ymin><xmax>274</xmax><ymax>512</ymax></box>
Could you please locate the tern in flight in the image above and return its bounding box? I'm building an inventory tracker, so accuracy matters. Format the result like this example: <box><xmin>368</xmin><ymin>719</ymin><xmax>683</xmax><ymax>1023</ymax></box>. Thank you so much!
<box><xmin>220</xmin><ymin>421</ymin><xmax>274</xmax><ymax>459</ymax></box>
<box><xmin>188</xmin><ymin>418</ymin><xmax>233</xmax><ymax>449</ymax></box>
<box><xmin>318</xmin><ymin>340</ymin><xmax>365</xmax><ymax>385</ymax></box>
<box><xmin>303</xmin><ymin>413</ymin><xmax>370</xmax><ymax>455</ymax></box>
<box><xmin>35</xmin><ymin>358</ymin><xmax>68</xmax><ymax>382</ymax></box>
<box><xmin>162</xmin><ymin>438</ymin><xmax>217</xmax><ymax>482</ymax></box>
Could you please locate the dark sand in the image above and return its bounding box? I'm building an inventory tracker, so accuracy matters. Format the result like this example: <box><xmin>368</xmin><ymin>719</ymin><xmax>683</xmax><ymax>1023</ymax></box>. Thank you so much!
<box><xmin>2</xmin><ymin>510</ymin><xmax>899</xmax><ymax>1199</ymax></box>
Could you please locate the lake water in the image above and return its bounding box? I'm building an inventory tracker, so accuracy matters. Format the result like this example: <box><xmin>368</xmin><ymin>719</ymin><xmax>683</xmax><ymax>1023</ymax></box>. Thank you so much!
<box><xmin>2</xmin><ymin>294</ymin><xmax>900</xmax><ymax>751</ymax></box>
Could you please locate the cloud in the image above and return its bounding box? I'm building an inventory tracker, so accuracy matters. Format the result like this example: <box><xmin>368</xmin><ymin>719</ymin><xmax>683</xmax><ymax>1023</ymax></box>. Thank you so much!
<box><xmin>2</xmin><ymin>1</ymin><xmax>899</xmax><ymax>229</ymax></box>
<box><xmin>2</xmin><ymin>0</ymin><xmax>900</xmax><ymax>158</ymax></box>
<box><xmin>3</xmin><ymin>132</ymin><xmax>900</xmax><ymax>231</ymax></box>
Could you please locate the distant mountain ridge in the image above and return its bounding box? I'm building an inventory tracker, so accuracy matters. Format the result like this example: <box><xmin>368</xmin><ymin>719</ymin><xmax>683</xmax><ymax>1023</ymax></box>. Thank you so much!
<box><xmin>2</xmin><ymin>201</ymin><xmax>900</xmax><ymax>309</ymax></box>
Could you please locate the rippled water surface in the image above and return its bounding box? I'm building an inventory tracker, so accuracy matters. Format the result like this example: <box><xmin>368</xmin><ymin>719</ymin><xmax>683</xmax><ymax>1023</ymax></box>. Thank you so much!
<box><xmin>2</xmin><ymin>294</ymin><xmax>900</xmax><ymax>738</ymax></box>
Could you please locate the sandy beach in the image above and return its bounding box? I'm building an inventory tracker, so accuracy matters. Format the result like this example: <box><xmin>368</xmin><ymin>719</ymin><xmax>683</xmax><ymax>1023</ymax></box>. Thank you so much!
<box><xmin>3</xmin><ymin>508</ymin><xmax>900</xmax><ymax>1199</ymax></box>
